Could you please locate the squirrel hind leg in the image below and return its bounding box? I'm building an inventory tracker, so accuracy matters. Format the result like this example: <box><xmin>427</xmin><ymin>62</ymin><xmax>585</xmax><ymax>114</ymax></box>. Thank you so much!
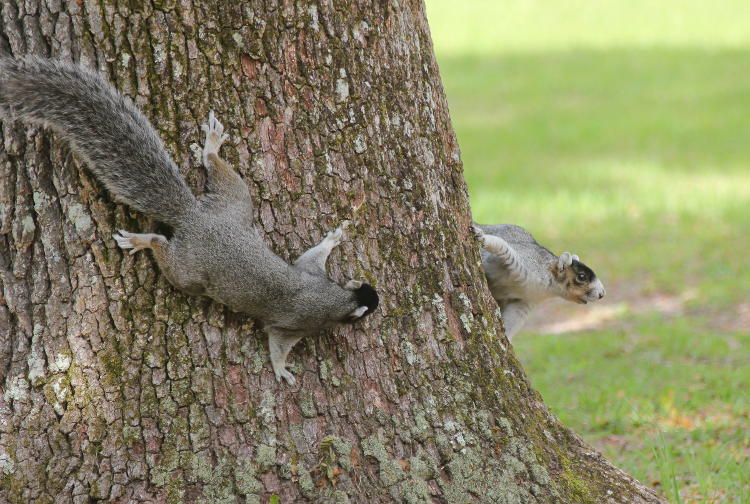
<box><xmin>201</xmin><ymin>110</ymin><xmax>229</xmax><ymax>166</ymax></box>
<box><xmin>115</xmin><ymin>231</ymin><xmax>207</xmax><ymax>297</ymax></box>
<box><xmin>198</xmin><ymin>111</ymin><xmax>253</xmax><ymax>206</ymax></box>
<box><xmin>113</xmin><ymin>230</ymin><xmax>166</xmax><ymax>255</ymax></box>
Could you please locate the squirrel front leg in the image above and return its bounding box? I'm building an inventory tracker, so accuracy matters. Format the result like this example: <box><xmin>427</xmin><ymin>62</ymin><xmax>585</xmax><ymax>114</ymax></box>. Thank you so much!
<box><xmin>472</xmin><ymin>225</ymin><xmax>530</xmax><ymax>284</ymax></box>
<box><xmin>267</xmin><ymin>328</ymin><xmax>305</xmax><ymax>385</ymax></box>
<box><xmin>293</xmin><ymin>226</ymin><xmax>345</xmax><ymax>275</ymax></box>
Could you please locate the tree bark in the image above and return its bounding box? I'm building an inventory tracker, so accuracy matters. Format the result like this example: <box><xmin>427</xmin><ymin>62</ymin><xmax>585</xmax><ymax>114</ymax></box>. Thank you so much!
<box><xmin>0</xmin><ymin>1</ymin><xmax>664</xmax><ymax>503</ymax></box>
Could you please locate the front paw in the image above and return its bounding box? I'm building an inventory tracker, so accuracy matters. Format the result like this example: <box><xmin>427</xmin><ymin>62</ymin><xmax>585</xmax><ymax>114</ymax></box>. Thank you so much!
<box><xmin>471</xmin><ymin>225</ymin><xmax>486</xmax><ymax>244</ymax></box>
<box><xmin>347</xmin><ymin>305</ymin><xmax>369</xmax><ymax>320</ymax></box>
<box><xmin>344</xmin><ymin>279</ymin><xmax>364</xmax><ymax>290</ymax></box>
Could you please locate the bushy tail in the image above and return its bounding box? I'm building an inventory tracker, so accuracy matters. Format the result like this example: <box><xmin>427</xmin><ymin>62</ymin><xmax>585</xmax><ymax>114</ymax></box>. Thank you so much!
<box><xmin>0</xmin><ymin>56</ymin><xmax>196</xmax><ymax>225</ymax></box>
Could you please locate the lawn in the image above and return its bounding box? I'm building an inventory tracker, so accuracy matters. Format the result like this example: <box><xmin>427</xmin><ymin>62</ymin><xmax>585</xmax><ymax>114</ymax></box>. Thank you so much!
<box><xmin>425</xmin><ymin>1</ymin><xmax>750</xmax><ymax>502</ymax></box>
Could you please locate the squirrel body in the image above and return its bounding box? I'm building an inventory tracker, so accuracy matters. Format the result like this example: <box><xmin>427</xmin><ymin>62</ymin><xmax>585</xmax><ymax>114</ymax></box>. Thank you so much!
<box><xmin>473</xmin><ymin>224</ymin><xmax>605</xmax><ymax>340</ymax></box>
<box><xmin>0</xmin><ymin>56</ymin><xmax>378</xmax><ymax>384</ymax></box>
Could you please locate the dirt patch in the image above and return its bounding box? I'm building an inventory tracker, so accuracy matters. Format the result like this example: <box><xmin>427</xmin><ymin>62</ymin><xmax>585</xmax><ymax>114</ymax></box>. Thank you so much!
<box><xmin>714</xmin><ymin>302</ymin><xmax>750</xmax><ymax>332</ymax></box>
<box><xmin>524</xmin><ymin>283</ymin><xmax>697</xmax><ymax>334</ymax></box>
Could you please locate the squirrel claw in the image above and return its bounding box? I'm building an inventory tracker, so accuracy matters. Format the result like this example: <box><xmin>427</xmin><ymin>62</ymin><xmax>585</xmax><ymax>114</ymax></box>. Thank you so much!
<box><xmin>202</xmin><ymin>111</ymin><xmax>228</xmax><ymax>160</ymax></box>
<box><xmin>113</xmin><ymin>230</ymin><xmax>149</xmax><ymax>255</ymax></box>
<box><xmin>325</xmin><ymin>227</ymin><xmax>345</xmax><ymax>246</ymax></box>
<box><xmin>275</xmin><ymin>369</ymin><xmax>296</xmax><ymax>386</ymax></box>
<box><xmin>471</xmin><ymin>225</ymin><xmax>486</xmax><ymax>244</ymax></box>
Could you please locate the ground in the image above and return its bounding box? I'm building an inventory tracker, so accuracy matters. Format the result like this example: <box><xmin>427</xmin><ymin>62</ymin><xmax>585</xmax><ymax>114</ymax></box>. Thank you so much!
<box><xmin>425</xmin><ymin>1</ymin><xmax>750</xmax><ymax>502</ymax></box>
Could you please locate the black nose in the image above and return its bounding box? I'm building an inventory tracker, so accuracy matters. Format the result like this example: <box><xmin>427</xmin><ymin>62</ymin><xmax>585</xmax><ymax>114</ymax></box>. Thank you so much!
<box><xmin>598</xmin><ymin>292</ymin><xmax>604</xmax><ymax>299</ymax></box>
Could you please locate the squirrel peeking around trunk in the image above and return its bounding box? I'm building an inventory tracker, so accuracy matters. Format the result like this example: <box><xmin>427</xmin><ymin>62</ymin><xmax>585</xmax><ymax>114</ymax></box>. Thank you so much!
<box><xmin>472</xmin><ymin>224</ymin><xmax>605</xmax><ymax>340</ymax></box>
<box><xmin>0</xmin><ymin>56</ymin><xmax>379</xmax><ymax>385</ymax></box>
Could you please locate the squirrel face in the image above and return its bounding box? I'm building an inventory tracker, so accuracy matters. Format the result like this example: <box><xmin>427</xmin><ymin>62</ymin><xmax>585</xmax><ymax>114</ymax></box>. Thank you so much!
<box><xmin>353</xmin><ymin>283</ymin><xmax>379</xmax><ymax>315</ymax></box>
<box><xmin>554</xmin><ymin>259</ymin><xmax>606</xmax><ymax>304</ymax></box>
<box><xmin>341</xmin><ymin>282</ymin><xmax>379</xmax><ymax>322</ymax></box>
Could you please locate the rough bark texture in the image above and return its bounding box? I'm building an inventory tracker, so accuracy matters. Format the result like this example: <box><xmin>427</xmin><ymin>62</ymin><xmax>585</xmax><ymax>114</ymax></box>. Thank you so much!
<box><xmin>0</xmin><ymin>1</ymin><xmax>664</xmax><ymax>503</ymax></box>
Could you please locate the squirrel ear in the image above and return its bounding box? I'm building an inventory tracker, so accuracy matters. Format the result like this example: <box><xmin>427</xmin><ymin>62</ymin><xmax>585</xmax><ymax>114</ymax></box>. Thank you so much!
<box><xmin>558</xmin><ymin>252</ymin><xmax>572</xmax><ymax>272</ymax></box>
<box><xmin>344</xmin><ymin>279</ymin><xmax>363</xmax><ymax>290</ymax></box>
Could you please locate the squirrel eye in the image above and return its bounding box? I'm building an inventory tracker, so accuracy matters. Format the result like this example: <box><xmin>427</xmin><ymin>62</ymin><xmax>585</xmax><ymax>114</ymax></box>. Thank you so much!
<box><xmin>576</xmin><ymin>272</ymin><xmax>587</xmax><ymax>281</ymax></box>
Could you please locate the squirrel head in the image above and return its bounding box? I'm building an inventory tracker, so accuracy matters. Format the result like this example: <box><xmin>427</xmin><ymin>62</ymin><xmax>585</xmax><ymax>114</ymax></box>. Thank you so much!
<box><xmin>552</xmin><ymin>255</ymin><xmax>605</xmax><ymax>305</ymax></box>
<box><xmin>341</xmin><ymin>281</ymin><xmax>379</xmax><ymax>322</ymax></box>
<box><xmin>353</xmin><ymin>283</ymin><xmax>379</xmax><ymax>316</ymax></box>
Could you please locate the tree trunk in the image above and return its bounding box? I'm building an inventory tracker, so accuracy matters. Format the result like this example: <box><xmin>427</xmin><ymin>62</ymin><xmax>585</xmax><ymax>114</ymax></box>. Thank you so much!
<box><xmin>0</xmin><ymin>1</ymin><xmax>664</xmax><ymax>503</ymax></box>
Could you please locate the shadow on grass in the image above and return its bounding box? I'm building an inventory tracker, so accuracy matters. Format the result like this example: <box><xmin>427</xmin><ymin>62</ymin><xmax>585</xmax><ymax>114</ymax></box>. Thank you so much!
<box><xmin>438</xmin><ymin>48</ymin><xmax>750</xmax><ymax>179</ymax></box>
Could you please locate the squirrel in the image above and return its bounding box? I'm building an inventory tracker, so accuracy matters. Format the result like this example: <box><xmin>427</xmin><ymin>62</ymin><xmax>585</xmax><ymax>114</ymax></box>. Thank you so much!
<box><xmin>0</xmin><ymin>56</ymin><xmax>379</xmax><ymax>385</ymax></box>
<box><xmin>472</xmin><ymin>224</ymin><xmax>605</xmax><ymax>340</ymax></box>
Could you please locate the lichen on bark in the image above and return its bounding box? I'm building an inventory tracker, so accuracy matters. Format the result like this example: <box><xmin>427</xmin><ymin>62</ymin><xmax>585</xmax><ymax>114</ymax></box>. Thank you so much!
<box><xmin>0</xmin><ymin>0</ymin><xmax>663</xmax><ymax>502</ymax></box>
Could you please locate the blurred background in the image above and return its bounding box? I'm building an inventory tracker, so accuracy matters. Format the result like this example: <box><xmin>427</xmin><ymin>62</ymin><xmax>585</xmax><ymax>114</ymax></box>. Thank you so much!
<box><xmin>424</xmin><ymin>0</ymin><xmax>750</xmax><ymax>502</ymax></box>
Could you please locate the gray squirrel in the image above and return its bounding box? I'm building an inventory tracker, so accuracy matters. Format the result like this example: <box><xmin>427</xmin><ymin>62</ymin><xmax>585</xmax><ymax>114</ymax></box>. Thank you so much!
<box><xmin>0</xmin><ymin>56</ymin><xmax>378</xmax><ymax>385</ymax></box>
<box><xmin>472</xmin><ymin>224</ymin><xmax>605</xmax><ymax>340</ymax></box>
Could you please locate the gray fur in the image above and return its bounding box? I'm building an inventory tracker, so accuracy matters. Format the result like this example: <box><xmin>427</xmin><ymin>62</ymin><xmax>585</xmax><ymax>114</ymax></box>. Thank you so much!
<box><xmin>473</xmin><ymin>224</ymin><xmax>605</xmax><ymax>340</ymax></box>
<box><xmin>0</xmin><ymin>57</ymin><xmax>378</xmax><ymax>385</ymax></box>
<box><xmin>0</xmin><ymin>57</ymin><xmax>195</xmax><ymax>226</ymax></box>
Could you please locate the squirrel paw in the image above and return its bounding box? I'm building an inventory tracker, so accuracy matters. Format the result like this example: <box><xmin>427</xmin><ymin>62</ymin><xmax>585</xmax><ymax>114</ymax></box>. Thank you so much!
<box><xmin>113</xmin><ymin>230</ymin><xmax>151</xmax><ymax>255</ymax></box>
<box><xmin>201</xmin><ymin>110</ymin><xmax>229</xmax><ymax>160</ymax></box>
<box><xmin>324</xmin><ymin>227</ymin><xmax>345</xmax><ymax>246</ymax></box>
<box><xmin>471</xmin><ymin>225</ymin><xmax>486</xmax><ymax>244</ymax></box>
<box><xmin>275</xmin><ymin>368</ymin><xmax>296</xmax><ymax>386</ymax></box>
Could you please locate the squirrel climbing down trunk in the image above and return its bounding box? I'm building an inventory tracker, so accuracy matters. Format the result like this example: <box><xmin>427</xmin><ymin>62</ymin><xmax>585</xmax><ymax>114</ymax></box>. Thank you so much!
<box><xmin>0</xmin><ymin>56</ymin><xmax>379</xmax><ymax>385</ymax></box>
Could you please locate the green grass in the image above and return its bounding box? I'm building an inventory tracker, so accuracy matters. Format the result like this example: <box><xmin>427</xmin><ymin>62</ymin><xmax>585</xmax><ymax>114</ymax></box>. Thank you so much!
<box><xmin>427</xmin><ymin>0</ymin><xmax>750</xmax><ymax>55</ymax></box>
<box><xmin>521</xmin><ymin>322</ymin><xmax>750</xmax><ymax>503</ymax></box>
<box><xmin>426</xmin><ymin>1</ymin><xmax>750</xmax><ymax>501</ymax></box>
